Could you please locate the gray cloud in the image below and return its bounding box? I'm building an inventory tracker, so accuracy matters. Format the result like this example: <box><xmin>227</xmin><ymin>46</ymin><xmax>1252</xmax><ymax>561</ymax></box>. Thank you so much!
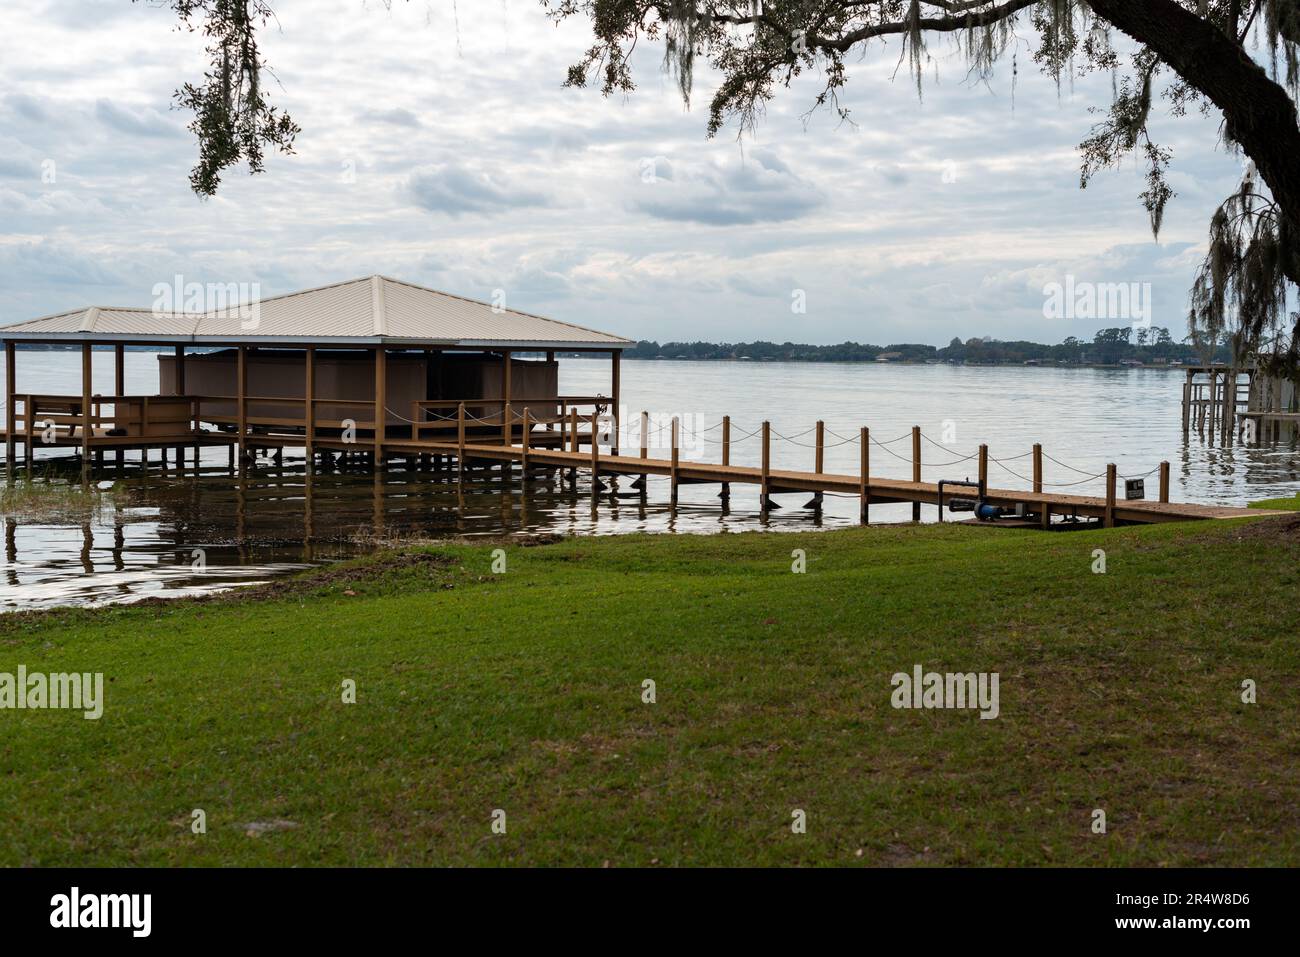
<box><xmin>404</xmin><ymin>163</ymin><xmax>551</xmax><ymax>216</ymax></box>
<box><xmin>632</xmin><ymin>150</ymin><xmax>824</xmax><ymax>226</ymax></box>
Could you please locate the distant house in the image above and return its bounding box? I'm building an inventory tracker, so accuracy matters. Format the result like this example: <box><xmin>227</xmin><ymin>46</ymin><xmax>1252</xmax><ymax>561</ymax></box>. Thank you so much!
<box><xmin>875</xmin><ymin>351</ymin><xmax>903</xmax><ymax>363</ymax></box>
<box><xmin>1023</xmin><ymin>358</ymin><xmax>1041</xmax><ymax>366</ymax></box>
<box><xmin>1119</xmin><ymin>358</ymin><xmax>1144</xmax><ymax>367</ymax></box>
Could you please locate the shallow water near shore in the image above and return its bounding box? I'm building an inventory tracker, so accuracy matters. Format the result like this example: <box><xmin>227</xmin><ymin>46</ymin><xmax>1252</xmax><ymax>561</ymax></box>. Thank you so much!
<box><xmin>2</xmin><ymin>354</ymin><xmax>1298</xmax><ymax>609</ymax></box>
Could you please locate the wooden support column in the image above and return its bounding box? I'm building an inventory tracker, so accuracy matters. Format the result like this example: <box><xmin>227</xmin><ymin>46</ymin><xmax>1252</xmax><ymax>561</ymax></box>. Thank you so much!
<box><xmin>374</xmin><ymin>346</ymin><xmax>386</xmax><ymax>465</ymax></box>
<box><xmin>720</xmin><ymin>415</ymin><xmax>730</xmax><ymax>500</ymax></box>
<box><xmin>236</xmin><ymin>345</ymin><xmax>248</xmax><ymax>461</ymax></box>
<box><xmin>80</xmin><ymin>342</ymin><xmax>92</xmax><ymax>472</ymax></box>
<box><xmin>815</xmin><ymin>420</ymin><xmax>825</xmax><ymax>473</ymax></box>
<box><xmin>1159</xmin><ymin>461</ymin><xmax>1170</xmax><ymax>503</ymax></box>
<box><xmin>521</xmin><ymin>407</ymin><xmax>531</xmax><ymax>473</ymax></box>
<box><xmin>760</xmin><ymin>420</ymin><xmax>771</xmax><ymax>507</ymax></box>
<box><xmin>569</xmin><ymin>408</ymin><xmax>579</xmax><ymax>454</ymax></box>
<box><xmin>1104</xmin><ymin>464</ymin><xmax>1117</xmax><ymax>528</ymax></box>
<box><xmin>1033</xmin><ymin>443</ymin><xmax>1048</xmax><ymax>529</ymax></box>
<box><xmin>610</xmin><ymin>350</ymin><xmax>621</xmax><ymax>456</ymax></box>
<box><xmin>978</xmin><ymin>444</ymin><xmax>988</xmax><ymax>489</ymax></box>
<box><xmin>4</xmin><ymin>340</ymin><xmax>15</xmax><ymax>474</ymax></box>
<box><xmin>503</xmin><ymin>402</ymin><xmax>512</xmax><ymax>446</ymax></box>
<box><xmin>670</xmin><ymin>416</ymin><xmax>680</xmax><ymax>506</ymax></box>
<box><xmin>174</xmin><ymin>344</ymin><xmax>186</xmax><ymax>395</ymax></box>
<box><xmin>305</xmin><ymin>346</ymin><xmax>316</xmax><ymax>465</ymax></box>
<box><xmin>911</xmin><ymin>425</ymin><xmax>921</xmax><ymax>521</ymax></box>
<box><xmin>859</xmin><ymin>426</ymin><xmax>869</xmax><ymax>525</ymax></box>
<box><xmin>640</xmin><ymin>411</ymin><xmax>649</xmax><ymax>460</ymax></box>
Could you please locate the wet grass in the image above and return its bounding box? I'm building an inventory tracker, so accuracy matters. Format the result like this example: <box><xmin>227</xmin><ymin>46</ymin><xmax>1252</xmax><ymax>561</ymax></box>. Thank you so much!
<box><xmin>0</xmin><ymin>472</ymin><xmax>115</xmax><ymax>524</ymax></box>
<box><xmin>0</xmin><ymin>515</ymin><xmax>1297</xmax><ymax>867</ymax></box>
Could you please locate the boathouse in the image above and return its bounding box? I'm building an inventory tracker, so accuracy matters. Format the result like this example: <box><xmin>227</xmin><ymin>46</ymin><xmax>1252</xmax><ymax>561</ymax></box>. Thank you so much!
<box><xmin>2</xmin><ymin>275</ymin><xmax>631</xmax><ymax>470</ymax></box>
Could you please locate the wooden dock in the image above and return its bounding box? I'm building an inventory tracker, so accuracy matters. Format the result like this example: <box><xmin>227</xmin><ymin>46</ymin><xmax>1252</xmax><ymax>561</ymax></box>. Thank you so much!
<box><xmin>1</xmin><ymin>402</ymin><xmax>1280</xmax><ymax>527</ymax></box>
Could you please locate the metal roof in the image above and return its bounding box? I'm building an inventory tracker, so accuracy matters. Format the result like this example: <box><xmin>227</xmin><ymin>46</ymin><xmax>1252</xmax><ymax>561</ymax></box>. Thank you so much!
<box><xmin>0</xmin><ymin>275</ymin><xmax>632</xmax><ymax>350</ymax></box>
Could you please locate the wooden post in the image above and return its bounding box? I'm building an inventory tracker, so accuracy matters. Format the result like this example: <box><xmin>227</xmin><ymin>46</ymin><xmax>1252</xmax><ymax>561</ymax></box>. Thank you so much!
<box><xmin>911</xmin><ymin>425</ymin><xmax>921</xmax><ymax>521</ymax></box>
<box><xmin>761</xmin><ymin>420</ymin><xmax>771</xmax><ymax>506</ymax></box>
<box><xmin>502</xmin><ymin>401</ymin><xmax>512</xmax><ymax>446</ymax></box>
<box><xmin>1104</xmin><ymin>463</ymin><xmax>1117</xmax><ymax>528</ymax></box>
<box><xmin>978</xmin><ymin>444</ymin><xmax>988</xmax><ymax>489</ymax></box>
<box><xmin>1159</xmin><ymin>461</ymin><xmax>1170</xmax><ymax>503</ymax></box>
<box><xmin>670</xmin><ymin>416</ymin><xmax>680</xmax><ymax>505</ymax></box>
<box><xmin>502</xmin><ymin>349</ymin><xmax>511</xmax><ymax>410</ymax></box>
<box><xmin>591</xmin><ymin>409</ymin><xmax>599</xmax><ymax>478</ymax></box>
<box><xmin>721</xmin><ymin>414</ymin><xmax>731</xmax><ymax>500</ymax></box>
<box><xmin>236</xmin><ymin>345</ymin><xmax>248</xmax><ymax>461</ymax></box>
<box><xmin>1032</xmin><ymin>443</ymin><xmax>1043</xmax><ymax>494</ymax></box>
<box><xmin>3</xmin><ymin>341</ymin><xmax>14</xmax><ymax>475</ymax></box>
<box><xmin>174</xmin><ymin>344</ymin><xmax>186</xmax><ymax>395</ymax></box>
<box><xmin>457</xmin><ymin>402</ymin><xmax>466</xmax><ymax>455</ymax></box>
<box><xmin>815</xmin><ymin>420</ymin><xmax>825</xmax><ymax>474</ymax></box>
<box><xmin>80</xmin><ymin>342</ymin><xmax>92</xmax><ymax>472</ymax></box>
<box><xmin>112</xmin><ymin>342</ymin><xmax>125</xmax><ymax>468</ymax></box>
<box><xmin>569</xmin><ymin>407</ymin><xmax>578</xmax><ymax>454</ymax></box>
<box><xmin>304</xmin><ymin>346</ymin><xmax>316</xmax><ymax>464</ymax></box>
<box><xmin>521</xmin><ymin>407</ymin><xmax>531</xmax><ymax>472</ymax></box>
<box><xmin>611</xmin><ymin>350</ymin><xmax>621</xmax><ymax>456</ymax></box>
<box><xmin>373</xmin><ymin>346</ymin><xmax>386</xmax><ymax>465</ymax></box>
<box><xmin>1181</xmin><ymin>378</ymin><xmax>1191</xmax><ymax>435</ymax></box>
<box><xmin>640</xmin><ymin>410</ymin><xmax>649</xmax><ymax>459</ymax></box>
<box><xmin>859</xmin><ymin>426</ymin><xmax>869</xmax><ymax>525</ymax></box>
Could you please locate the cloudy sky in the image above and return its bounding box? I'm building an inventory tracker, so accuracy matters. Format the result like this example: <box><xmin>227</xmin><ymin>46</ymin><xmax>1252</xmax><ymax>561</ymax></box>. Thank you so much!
<box><xmin>0</xmin><ymin>0</ymin><xmax>1250</xmax><ymax>345</ymax></box>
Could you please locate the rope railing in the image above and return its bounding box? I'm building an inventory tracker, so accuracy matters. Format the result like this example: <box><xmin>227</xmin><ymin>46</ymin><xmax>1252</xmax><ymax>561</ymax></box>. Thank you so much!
<box><xmin>358</xmin><ymin>406</ymin><xmax>1170</xmax><ymax>503</ymax></box>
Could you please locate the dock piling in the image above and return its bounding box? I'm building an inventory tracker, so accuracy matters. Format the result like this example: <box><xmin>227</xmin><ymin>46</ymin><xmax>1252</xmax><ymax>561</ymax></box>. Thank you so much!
<box><xmin>720</xmin><ymin>415</ymin><xmax>731</xmax><ymax>501</ymax></box>
<box><xmin>1159</xmin><ymin>461</ymin><xmax>1170</xmax><ymax>503</ymax></box>
<box><xmin>911</xmin><ymin>426</ymin><xmax>921</xmax><ymax>521</ymax></box>
<box><xmin>1104</xmin><ymin>464</ymin><xmax>1117</xmax><ymax>528</ymax></box>
<box><xmin>859</xmin><ymin>426</ymin><xmax>869</xmax><ymax>525</ymax></box>
<box><xmin>670</xmin><ymin>416</ymin><xmax>680</xmax><ymax>506</ymax></box>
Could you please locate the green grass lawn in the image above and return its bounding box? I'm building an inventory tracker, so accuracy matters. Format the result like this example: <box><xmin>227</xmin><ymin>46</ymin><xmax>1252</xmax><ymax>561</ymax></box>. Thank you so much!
<box><xmin>1</xmin><ymin>514</ymin><xmax>1298</xmax><ymax>867</ymax></box>
<box><xmin>1250</xmin><ymin>494</ymin><xmax>1300</xmax><ymax>511</ymax></box>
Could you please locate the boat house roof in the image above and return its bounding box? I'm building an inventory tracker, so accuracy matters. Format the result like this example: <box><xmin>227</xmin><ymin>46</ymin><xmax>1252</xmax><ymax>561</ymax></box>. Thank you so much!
<box><xmin>0</xmin><ymin>275</ymin><xmax>632</xmax><ymax>351</ymax></box>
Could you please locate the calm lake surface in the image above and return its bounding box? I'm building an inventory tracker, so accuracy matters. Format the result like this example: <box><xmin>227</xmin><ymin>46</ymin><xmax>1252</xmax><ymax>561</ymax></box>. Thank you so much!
<box><xmin>3</xmin><ymin>351</ymin><xmax>1297</xmax><ymax>609</ymax></box>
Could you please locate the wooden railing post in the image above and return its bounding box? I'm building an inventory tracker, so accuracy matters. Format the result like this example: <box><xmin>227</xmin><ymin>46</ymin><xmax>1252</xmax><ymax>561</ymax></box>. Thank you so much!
<box><xmin>457</xmin><ymin>402</ymin><xmax>466</xmax><ymax>455</ymax></box>
<box><xmin>521</xmin><ymin>407</ymin><xmax>531</xmax><ymax>472</ymax></box>
<box><xmin>236</xmin><ymin>345</ymin><xmax>247</xmax><ymax>462</ymax></box>
<box><xmin>721</xmin><ymin>414</ymin><xmax>731</xmax><ymax>500</ymax></box>
<box><xmin>1032</xmin><ymin>443</ymin><xmax>1043</xmax><ymax>493</ymax></box>
<box><xmin>815</xmin><ymin>420</ymin><xmax>825</xmax><ymax>474</ymax></box>
<box><xmin>591</xmin><ymin>410</ymin><xmax>599</xmax><ymax>478</ymax></box>
<box><xmin>859</xmin><ymin>426</ymin><xmax>869</xmax><ymax>525</ymax></box>
<box><xmin>1159</xmin><ymin>461</ymin><xmax>1170</xmax><ymax>503</ymax></box>
<box><xmin>760</xmin><ymin>420</ymin><xmax>771</xmax><ymax>507</ymax></box>
<box><xmin>502</xmin><ymin>401</ymin><xmax>512</xmax><ymax>446</ymax></box>
<box><xmin>640</xmin><ymin>410</ymin><xmax>649</xmax><ymax>459</ymax></box>
<box><xmin>1105</xmin><ymin>464</ymin><xmax>1117</xmax><ymax>528</ymax></box>
<box><xmin>670</xmin><ymin>415</ymin><xmax>680</xmax><ymax>505</ymax></box>
<box><xmin>978</xmin><ymin>444</ymin><xmax>988</xmax><ymax>489</ymax></box>
<box><xmin>911</xmin><ymin>425</ymin><xmax>921</xmax><ymax>521</ymax></box>
<box><xmin>569</xmin><ymin>407</ymin><xmax>579</xmax><ymax>454</ymax></box>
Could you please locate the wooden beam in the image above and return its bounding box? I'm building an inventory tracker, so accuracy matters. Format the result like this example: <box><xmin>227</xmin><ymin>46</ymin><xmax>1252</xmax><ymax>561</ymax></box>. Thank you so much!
<box><xmin>80</xmin><ymin>342</ymin><xmax>92</xmax><ymax>469</ymax></box>
<box><xmin>611</xmin><ymin>350</ymin><xmax>621</xmax><ymax>456</ymax></box>
<box><xmin>305</xmin><ymin>346</ymin><xmax>316</xmax><ymax>462</ymax></box>
<box><xmin>4</xmin><ymin>340</ymin><xmax>15</xmax><ymax>472</ymax></box>
<box><xmin>1104</xmin><ymin>463</ymin><xmax>1117</xmax><ymax>528</ymax></box>
<box><xmin>911</xmin><ymin>425</ymin><xmax>921</xmax><ymax>521</ymax></box>
<box><xmin>859</xmin><ymin>426</ymin><xmax>869</xmax><ymax>525</ymax></box>
<box><xmin>236</xmin><ymin>345</ymin><xmax>248</xmax><ymax>461</ymax></box>
<box><xmin>1159</xmin><ymin>461</ymin><xmax>1170</xmax><ymax>503</ymax></box>
<box><xmin>174</xmin><ymin>344</ymin><xmax>186</xmax><ymax>395</ymax></box>
<box><xmin>374</xmin><ymin>346</ymin><xmax>386</xmax><ymax>464</ymax></box>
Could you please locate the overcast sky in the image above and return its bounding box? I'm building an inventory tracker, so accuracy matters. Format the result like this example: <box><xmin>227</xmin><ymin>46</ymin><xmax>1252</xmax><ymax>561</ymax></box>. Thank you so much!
<box><xmin>0</xmin><ymin>0</ymin><xmax>1250</xmax><ymax>345</ymax></box>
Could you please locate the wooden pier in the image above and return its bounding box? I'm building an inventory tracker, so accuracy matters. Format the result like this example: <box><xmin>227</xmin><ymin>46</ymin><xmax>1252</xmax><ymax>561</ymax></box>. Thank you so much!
<box><xmin>6</xmin><ymin>401</ymin><xmax>1269</xmax><ymax>528</ymax></box>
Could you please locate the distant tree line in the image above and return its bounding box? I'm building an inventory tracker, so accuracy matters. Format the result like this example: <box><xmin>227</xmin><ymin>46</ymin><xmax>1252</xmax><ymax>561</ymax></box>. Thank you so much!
<box><xmin>625</xmin><ymin>327</ymin><xmax>1232</xmax><ymax>365</ymax></box>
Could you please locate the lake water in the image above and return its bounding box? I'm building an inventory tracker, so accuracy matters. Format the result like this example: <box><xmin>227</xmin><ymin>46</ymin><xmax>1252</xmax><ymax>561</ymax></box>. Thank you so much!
<box><xmin>3</xmin><ymin>351</ymin><xmax>1297</xmax><ymax>609</ymax></box>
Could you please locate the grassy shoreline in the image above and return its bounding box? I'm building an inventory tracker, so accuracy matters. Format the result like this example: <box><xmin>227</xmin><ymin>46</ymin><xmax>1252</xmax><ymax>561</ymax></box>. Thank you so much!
<box><xmin>2</xmin><ymin>515</ymin><xmax>1298</xmax><ymax>866</ymax></box>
